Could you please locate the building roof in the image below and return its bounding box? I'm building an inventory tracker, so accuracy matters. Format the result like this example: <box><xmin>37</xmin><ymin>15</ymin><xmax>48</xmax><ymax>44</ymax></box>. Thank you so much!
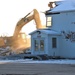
<box><xmin>29</xmin><ymin>29</ymin><xmax>61</xmax><ymax>35</ymax></box>
<box><xmin>48</xmin><ymin>1</ymin><xmax>75</xmax><ymax>13</ymax></box>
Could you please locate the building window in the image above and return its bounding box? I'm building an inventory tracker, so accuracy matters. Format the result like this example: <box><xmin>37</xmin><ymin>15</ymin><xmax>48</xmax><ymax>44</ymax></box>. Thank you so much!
<box><xmin>46</xmin><ymin>17</ymin><xmax>52</xmax><ymax>27</ymax></box>
<box><xmin>40</xmin><ymin>40</ymin><xmax>44</xmax><ymax>50</ymax></box>
<box><xmin>34</xmin><ymin>40</ymin><xmax>39</xmax><ymax>50</ymax></box>
<box><xmin>52</xmin><ymin>38</ymin><xmax>57</xmax><ymax>48</ymax></box>
<box><xmin>70</xmin><ymin>32</ymin><xmax>75</xmax><ymax>41</ymax></box>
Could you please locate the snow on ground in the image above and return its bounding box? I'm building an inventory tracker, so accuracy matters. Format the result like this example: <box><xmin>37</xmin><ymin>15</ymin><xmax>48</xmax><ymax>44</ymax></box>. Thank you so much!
<box><xmin>0</xmin><ymin>59</ymin><xmax>75</xmax><ymax>64</ymax></box>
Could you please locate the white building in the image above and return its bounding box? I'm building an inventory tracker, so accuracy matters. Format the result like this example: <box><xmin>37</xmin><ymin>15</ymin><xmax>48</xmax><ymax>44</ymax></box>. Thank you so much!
<box><xmin>30</xmin><ymin>1</ymin><xmax>75</xmax><ymax>58</ymax></box>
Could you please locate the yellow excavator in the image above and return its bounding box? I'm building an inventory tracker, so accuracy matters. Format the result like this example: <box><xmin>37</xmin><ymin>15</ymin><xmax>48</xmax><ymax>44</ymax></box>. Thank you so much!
<box><xmin>6</xmin><ymin>9</ymin><xmax>46</xmax><ymax>50</ymax></box>
<box><xmin>13</xmin><ymin>9</ymin><xmax>45</xmax><ymax>38</ymax></box>
<box><xmin>0</xmin><ymin>9</ymin><xmax>46</xmax><ymax>55</ymax></box>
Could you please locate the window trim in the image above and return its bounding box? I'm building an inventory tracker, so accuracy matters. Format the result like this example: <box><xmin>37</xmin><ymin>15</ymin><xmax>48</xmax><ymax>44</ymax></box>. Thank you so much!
<box><xmin>34</xmin><ymin>40</ymin><xmax>39</xmax><ymax>50</ymax></box>
<box><xmin>40</xmin><ymin>40</ymin><xmax>44</xmax><ymax>51</ymax></box>
<box><xmin>52</xmin><ymin>37</ymin><xmax>57</xmax><ymax>48</ymax></box>
<box><xmin>46</xmin><ymin>16</ymin><xmax>52</xmax><ymax>27</ymax></box>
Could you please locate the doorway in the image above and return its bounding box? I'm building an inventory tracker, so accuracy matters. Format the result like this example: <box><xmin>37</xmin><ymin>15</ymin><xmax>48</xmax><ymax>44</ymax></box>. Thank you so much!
<box><xmin>34</xmin><ymin>38</ymin><xmax>45</xmax><ymax>54</ymax></box>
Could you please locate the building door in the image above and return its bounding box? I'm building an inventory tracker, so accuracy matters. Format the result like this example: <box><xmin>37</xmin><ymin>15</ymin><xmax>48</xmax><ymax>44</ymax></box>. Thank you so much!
<box><xmin>34</xmin><ymin>38</ymin><xmax>45</xmax><ymax>54</ymax></box>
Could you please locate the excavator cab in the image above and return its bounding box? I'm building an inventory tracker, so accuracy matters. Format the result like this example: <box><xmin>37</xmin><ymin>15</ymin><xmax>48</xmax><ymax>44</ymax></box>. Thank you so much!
<box><xmin>18</xmin><ymin>32</ymin><xmax>27</xmax><ymax>43</ymax></box>
<box><xmin>11</xmin><ymin>32</ymin><xmax>27</xmax><ymax>49</ymax></box>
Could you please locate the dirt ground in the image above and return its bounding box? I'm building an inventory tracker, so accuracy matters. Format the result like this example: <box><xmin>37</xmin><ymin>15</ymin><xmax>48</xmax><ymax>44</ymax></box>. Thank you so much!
<box><xmin>0</xmin><ymin>63</ymin><xmax>75</xmax><ymax>75</ymax></box>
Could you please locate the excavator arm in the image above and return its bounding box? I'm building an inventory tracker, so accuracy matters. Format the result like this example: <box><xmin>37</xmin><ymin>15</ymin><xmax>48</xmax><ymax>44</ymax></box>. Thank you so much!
<box><xmin>10</xmin><ymin>9</ymin><xmax>46</xmax><ymax>49</ymax></box>
<box><xmin>13</xmin><ymin>9</ymin><xmax>44</xmax><ymax>38</ymax></box>
<box><xmin>13</xmin><ymin>15</ymin><xmax>33</xmax><ymax>38</ymax></box>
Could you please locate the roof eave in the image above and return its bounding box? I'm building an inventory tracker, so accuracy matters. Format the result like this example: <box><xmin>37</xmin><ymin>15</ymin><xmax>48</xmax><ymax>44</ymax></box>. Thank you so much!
<box><xmin>46</xmin><ymin>10</ymin><xmax>75</xmax><ymax>15</ymax></box>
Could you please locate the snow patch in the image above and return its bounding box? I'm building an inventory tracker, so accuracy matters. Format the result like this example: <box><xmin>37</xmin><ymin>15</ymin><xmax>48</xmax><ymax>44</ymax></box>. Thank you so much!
<box><xmin>0</xmin><ymin>59</ymin><xmax>75</xmax><ymax>64</ymax></box>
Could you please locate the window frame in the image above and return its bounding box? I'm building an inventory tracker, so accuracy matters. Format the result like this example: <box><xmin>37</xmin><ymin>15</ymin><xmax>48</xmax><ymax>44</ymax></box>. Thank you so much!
<box><xmin>40</xmin><ymin>40</ymin><xmax>44</xmax><ymax>51</ymax></box>
<box><xmin>46</xmin><ymin>16</ymin><xmax>52</xmax><ymax>27</ymax></box>
<box><xmin>52</xmin><ymin>37</ymin><xmax>57</xmax><ymax>48</ymax></box>
<box><xmin>34</xmin><ymin>40</ymin><xmax>39</xmax><ymax>50</ymax></box>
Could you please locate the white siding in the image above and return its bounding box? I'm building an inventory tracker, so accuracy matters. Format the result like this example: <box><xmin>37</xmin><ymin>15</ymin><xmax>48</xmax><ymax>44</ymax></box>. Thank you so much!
<box><xmin>48</xmin><ymin>35</ymin><xmax>60</xmax><ymax>57</ymax></box>
<box><xmin>50</xmin><ymin>11</ymin><xmax>75</xmax><ymax>32</ymax></box>
<box><xmin>60</xmin><ymin>37</ymin><xmax>75</xmax><ymax>58</ymax></box>
<box><xmin>46</xmin><ymin>11</ymin><xmax>75</xmax><ymax>58</ymax></box>
<box><xmin>31</xmin><ymin>32</ymin><xmax>48</xmax><ymax>55</ymax></box>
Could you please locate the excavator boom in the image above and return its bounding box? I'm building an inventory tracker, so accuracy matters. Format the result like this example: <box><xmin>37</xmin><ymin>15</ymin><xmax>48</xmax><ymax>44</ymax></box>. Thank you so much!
<box><xmin>13</xmin><ymin>15</ymin><xmax>34</xmax><ymax>38</ymax></box>
<box><xmin>8</xmin><ymin>9</ymin><xmax>46</xmax><ymax>49</ymax></box>
<box><xmin>13</xmin><ymin>9</ymin><xmax>44</xmax><ymax>38</ymax></box>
